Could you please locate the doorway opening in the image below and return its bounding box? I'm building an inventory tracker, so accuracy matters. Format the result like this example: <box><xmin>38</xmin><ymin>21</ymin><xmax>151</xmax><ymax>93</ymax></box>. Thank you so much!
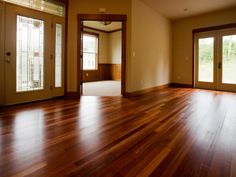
<box><xmin>194</xmin><ymin>26</ymin><xmax>236</xmax><ymax>92</ymax></box>
<box><xmin>77</xmin><ymin>14</ymin><xmax>127</xmax><ymax>97</ymax></box>
<box><xmin>82</xmin><ymin>21</ymin><xmax>122</xmax><ymax>96</ymax></box>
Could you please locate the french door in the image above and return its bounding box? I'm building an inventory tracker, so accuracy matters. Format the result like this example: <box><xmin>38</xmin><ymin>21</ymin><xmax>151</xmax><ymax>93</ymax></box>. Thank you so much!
<box><xmin>195</xmin><ymin>28</ymin><xmax>236</xmax><ymax>92</ymax></box>
<box><xmin>4</xmin><ymin>4</ymin><xmax>64</xmax><ymax>105</ymax></box>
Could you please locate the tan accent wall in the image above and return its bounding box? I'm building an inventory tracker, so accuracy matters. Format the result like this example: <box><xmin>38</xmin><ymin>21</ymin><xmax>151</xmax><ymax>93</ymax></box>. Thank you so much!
<box><xmin>172</xmin><ymin>7</ymin><xmax>236</xmax><ymax>85</ymax></box>
<box><xmin>67</xmin><ymin>0</ymin><xmax>131</xmax><ymax>92</ymax></box>
<box><xmin>131</xmin><ymin>0</ymin><xmax>172</xmax><ymax>91</ymax></box>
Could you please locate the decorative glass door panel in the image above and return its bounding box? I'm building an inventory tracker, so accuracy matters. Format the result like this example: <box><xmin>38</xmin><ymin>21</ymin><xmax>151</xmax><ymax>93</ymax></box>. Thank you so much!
<box><xmin>55</xmin><ymin>23</ymin><xmax>62</xmax><ymax>88</ymax></box>
<box><xmin>16</xmin><ymin>15</ymin><xmax>44</xmax><ymax>92</ymax></box>
<box><xmin>52</xmin><ymin>16</ymin><xmax>65</xmax><ymax>97</ymax></box>
<box><xmin>4</xmin><ymin>4</ymin><xmax>52</xmax><ymax>105</ymax></box>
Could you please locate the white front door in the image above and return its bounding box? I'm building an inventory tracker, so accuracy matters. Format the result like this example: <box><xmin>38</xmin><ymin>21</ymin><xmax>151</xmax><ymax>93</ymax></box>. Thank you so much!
<box><xmin>4</xmin><ymin>3</ymin><xmax>64</xmax><ymax>105</ymax></box>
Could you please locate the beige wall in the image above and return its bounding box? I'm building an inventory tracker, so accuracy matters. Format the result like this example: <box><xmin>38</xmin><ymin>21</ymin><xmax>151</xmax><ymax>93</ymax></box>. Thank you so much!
<box><xmin>84</xmin><ymin>28</ymin><xmax>109</xmax><ymax>63</ymax></box>
<box><xmin>131</xmin><ymin>0</ymin><xmax>172</xmax><ymax>91</ymax></box>
<box><xmin>172</xmin><ymin>7</ymin><xmax>236</xmax><ymax>85</ymax></box>
<box><xmin>108</xmin><ymin>31</ymin><xmax>122</xmax><ymax>64</ymax></box>
<box><xmin>0</xmin><ymin>2</ymin><xmax>4</xmax><ymax>105</ymax></box>
<box><xmin>67</xmin><ymin>0</ymin><xmax>131</xmax><ymax>92</ymax></box>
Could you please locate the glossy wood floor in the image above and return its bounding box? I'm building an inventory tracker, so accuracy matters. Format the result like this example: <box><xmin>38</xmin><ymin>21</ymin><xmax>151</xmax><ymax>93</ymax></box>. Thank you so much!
<box><xmin>1</xmin><ymin>88</ymin><xmax>236</xmax><ymax>177</ymax></box>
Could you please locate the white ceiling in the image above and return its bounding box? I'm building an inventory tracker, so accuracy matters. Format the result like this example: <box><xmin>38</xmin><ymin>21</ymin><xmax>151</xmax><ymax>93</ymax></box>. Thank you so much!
<box><xmin>83</xmin><ymin>21</ymin><xmax>122</xmax><ymax>32</ymax></box>
<box><xmin>140</xmin><ymin>0</ymin><xmax>236</xmax><ymax>20</ymax></box>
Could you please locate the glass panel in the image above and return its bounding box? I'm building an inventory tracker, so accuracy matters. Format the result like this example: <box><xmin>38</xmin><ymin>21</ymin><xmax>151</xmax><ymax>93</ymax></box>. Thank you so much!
<box><xmin>16</xmin><ymin>15</ymin><xmax>44</xmax><ymax>92</ymax></box>
<box><xmin>83</xmin><ymin>53</ymin><xmax>97</xmax><ymax>70</ymax></box>
<box><xmin>3</xmin><ymin>0</ymin><xmax>65</xmax><ymax>17</ymax></box>
<box><xmin>198</xmin><ymin>37</ymin><xmax>214</xmax><ymax>82</ymax></box>
<box><xmin>55</xmin><ymin>24</ymin><xmax>62</xmax><ymax>88</ymax></box>
<box><xmin>222</xmin><ymin>35</ymin><xmax>236</xmax><ymax>84</ymax></box>
<box><xmin>83</xmin><ymin>34</ymin><xmax>98</xmax><ymax>70</ymax></box>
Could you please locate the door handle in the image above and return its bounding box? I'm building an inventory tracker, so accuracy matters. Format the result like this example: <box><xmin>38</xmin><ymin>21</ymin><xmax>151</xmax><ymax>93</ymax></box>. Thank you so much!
<box><xmin>218</xmin><ymin>62</ymin><xmax>221</xmax><ymax>69</ymax></box>
<box><xmin>5</xmin><ymin>52</ymin><xmax>11</xmax><ymax>63</ymax></box>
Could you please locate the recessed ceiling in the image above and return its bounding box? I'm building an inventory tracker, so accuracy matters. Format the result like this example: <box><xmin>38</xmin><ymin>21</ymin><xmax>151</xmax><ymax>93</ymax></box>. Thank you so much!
<box><xmin>140</xmin><ymin>0</ymin><xmax>236</xmax><ymax>20</ymax></box>
<box><xmin>83</xmin><ymin>21</ymin><xmax>122</xmax><ymax>32</ymax></box>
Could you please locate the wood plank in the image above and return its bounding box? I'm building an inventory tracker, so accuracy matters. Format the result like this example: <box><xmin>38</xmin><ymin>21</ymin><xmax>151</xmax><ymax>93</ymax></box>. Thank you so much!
<box><xmin>0</xmin><ymin>88</ymin><xmax>236</xmax><ymax>177</ymax></box>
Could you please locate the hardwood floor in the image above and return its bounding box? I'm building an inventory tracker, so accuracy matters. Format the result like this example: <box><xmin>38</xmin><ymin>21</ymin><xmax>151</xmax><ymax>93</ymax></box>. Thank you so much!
<box><xmin>1</xmin><ymin>88</ymin><xmax>236</xmax><ymax>177</ymax></box>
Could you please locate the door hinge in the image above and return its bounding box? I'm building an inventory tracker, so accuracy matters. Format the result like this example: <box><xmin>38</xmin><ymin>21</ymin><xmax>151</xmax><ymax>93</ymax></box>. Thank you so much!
<box><xmin>51</xmin><ymin>23</ymin><xmax>53</xmax><ymax>28</ymax></box>
<box><xmin>51</xmin><ymin>54</ymin><xmax>53</xmax><ymax>60</ymax></box>
<box><xmin>51</xmin><ymin>86</ymin><xmax>53</xmax><ymax>90</ymax></box>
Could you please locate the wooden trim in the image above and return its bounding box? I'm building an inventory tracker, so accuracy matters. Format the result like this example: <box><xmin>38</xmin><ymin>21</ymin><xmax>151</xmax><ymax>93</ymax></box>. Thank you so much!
<box><xmin>64</xmin><ymin>0</ymin><xmax>68</xmax><ymax>96</ymax></box>
<box><xmin>77</xmin><ymin>14</ymin><xmax>127</xmax><ymax>97</ymax></box>
<box><xmin>84</xmin><ymin>26</ymin><xmax>122</xmax><ymax>34</ymax></box>
<box><xmin>193</xmin><ymin>23</ymin><xmax>236</xmax><ymax>34</ymax></box>
<box><xmin>192</xmin><ymin>30</ymin><xmax>195</xmax><ymax>87</ymax></box>
<box><xmin>121</xmin><ymin>21</ymin><xmax>126</xmax><ymax>97</ymax></box>
<box><xmin>77</xmin><ymin>14</ymin><xmax>127</xmax><ymax>21</ymax></box>
<box><xmin>170</xmin><ymin>83</ymin><xmax>193</xmax><ymax>88</ymax></box>
<box><xmin>84</xmin><ymin>26</ymin><xmax>108</xmax><ymax>33</ymax></box>
<box><xmin>66</xmin><ymin>92</ymin><xmax>79</xmax><ymax>98</ymax></box>
<box><xmin>83</xmin><ymin>30</ymin><xmax>99</xmax><ymax>37</ymax></box>
<box><xmin>108</xmin><ymin>28</ymin><xmax>122</xmax><ymax>33</ymax></box>
<box><xmin>125</xmin><ymin>84</ymin><xmax>170</xmax><ymax>97</ymax></box>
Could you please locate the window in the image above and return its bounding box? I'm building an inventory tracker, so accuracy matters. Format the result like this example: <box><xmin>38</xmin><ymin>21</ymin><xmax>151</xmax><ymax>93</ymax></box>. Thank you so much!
<box><xmin>3</xmin><ymin>0</ymin><xmax>65</xmax><ymax>17</ymax></box>
<box><xmin>83</xmin><ymin>33</ymin><xmax>98</xmax><ymax>70</ymax></box>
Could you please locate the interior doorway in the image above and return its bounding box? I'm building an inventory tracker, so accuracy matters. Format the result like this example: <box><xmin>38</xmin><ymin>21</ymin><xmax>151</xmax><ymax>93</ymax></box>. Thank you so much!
<box><xmin>81</xmin><ymin>21</ymin><xmax>122</xmax><ymax>96</ymax></box>
<box><xmin>194</xmin><ymin>27</ymin><xmax>236</xmax><ymax>92</ymax></box>
<box><xmin>77</xmin><ymin>14</ymin><xmax>127</xmax><ymax>97</ymax></box>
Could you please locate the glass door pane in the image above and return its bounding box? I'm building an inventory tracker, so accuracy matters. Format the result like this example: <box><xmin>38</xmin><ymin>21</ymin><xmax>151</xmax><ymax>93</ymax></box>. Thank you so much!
<box><xmin>222</xmin><ymin>35</ymin><xmax>236</xmax><ymax>84</ymax></box>
<box><xmin>55</xmin><ymin>23</ymin><xmax>62</xmax><ymax>87</ymax></box>
<box><xmin>16</xmin><ymin>15</ymin><xmax>44</xmax><ymax>92</ymax></box>
<box><xmin>198</xmin><ymin>37</ymin><xmax>214</xmax><ymax>82</ymax></box>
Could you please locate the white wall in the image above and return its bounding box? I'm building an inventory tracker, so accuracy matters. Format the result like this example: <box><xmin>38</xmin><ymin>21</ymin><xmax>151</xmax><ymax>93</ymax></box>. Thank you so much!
<box><xmin>108</xmin><ymin>31</ymin><xmax>122</xmax><ymax>64</ymax></box>
<box><xmin>131</xmin><ymin>0</ymin><xmax>172</xmax><ymax>91</ymax></box>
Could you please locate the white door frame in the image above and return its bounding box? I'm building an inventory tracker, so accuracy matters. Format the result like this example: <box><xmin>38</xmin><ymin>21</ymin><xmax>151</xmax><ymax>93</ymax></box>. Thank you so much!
<box><xmin>194</xmin><ymin>27</ymin><xmax>236</xmax><ymax>92</ymax></box>
<box><xmin>217</xmin><ymin>28</ymin><xmax>236</xmax><ymax>92</ymax></box>
<box><xmin>194</xmin><ymin>31</ymin><xmax>217</xmax><ymax>90</ymax></box>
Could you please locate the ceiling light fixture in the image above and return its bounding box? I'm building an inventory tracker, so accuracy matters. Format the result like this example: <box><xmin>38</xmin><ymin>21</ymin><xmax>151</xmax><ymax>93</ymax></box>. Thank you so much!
<box><xmin>100</xmin><ymin>21</ymin><xmax>112</xmax><ymax>26</ymax></box>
